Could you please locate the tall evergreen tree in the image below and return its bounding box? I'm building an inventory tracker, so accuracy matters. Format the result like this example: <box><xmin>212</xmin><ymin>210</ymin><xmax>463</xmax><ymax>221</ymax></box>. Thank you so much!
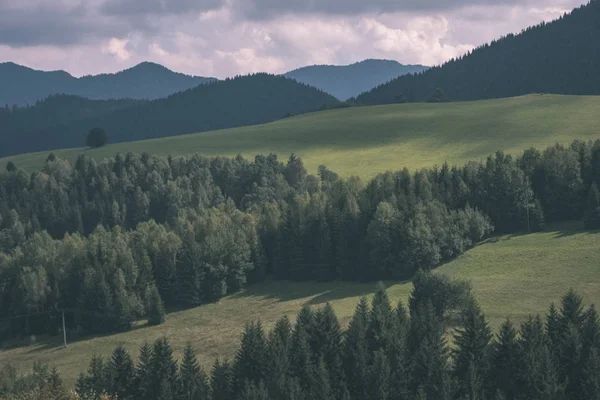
<box><xmin>367</xmin><ymin>282</ymin><xmax>394</xmax><ymax>353</ymax></box>
<box><xmin>451</xmin><ymin>301</ymin><xmax>492</xmax><ymax>400</ymax></box>
<box><xmin>234</xmin><ymin>321</ymin><xmax>268</xmax><ymax>396</ymax></box>
<box><xmin>211</xmin><ymin>359</ymin><xmax>234</xmax><ymax>400</ymax></box>
<box><xmin>134</xmin><ymin>341</ymin><xmax>153</xmax><ymax>400</ymax></box>
<box><xmin>149</xmin><ymin>337</ymin><xmax>180</xmax><ymax>400</ymax></box>
<box><xmin>489</xmin><ymin>319</ymin><xmax>519</xmax><ymax>400</ymax></box>
<box><xmin>107</xmin><ymin>344</ymin><xmax>135</xmax><ymax>400</ymax></box>
<box><xmin>146</xmin><ymin>284</ymin><xmax>166</xmax><ymax>326</ymax></box>
<box><xmin>368</xmin><ymin>350</ymin><xmax>391</xmax><ymax>400</ymax></box>
<box><xmin>180</xmin><ymin>344</ymin><xmax>210</xmax><ymax>400</ymax></box>
<box><xmin>343</xmin><ymin>297</ymin><xmax>370</xmax><ymax>400</ymax></box>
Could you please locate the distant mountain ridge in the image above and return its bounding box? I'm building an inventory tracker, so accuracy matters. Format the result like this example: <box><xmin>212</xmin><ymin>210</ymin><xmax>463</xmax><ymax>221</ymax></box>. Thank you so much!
<box><xmin>0</xmin><ymin>73</ymin><xmax>339</xmax><ymax>157</ymax></box>
<box><xmin>0</xmin><ymin>61</ymin><xmax>216</xmax><ymax>106</ymax></box>
<box><xmin>355</xmin><ymin>0</ymin><xmax>600</xmax><ymax>104</ymax></box>
<box><xmin>284</xmin><ymin>59</ymin><xmax>427</xmax><ymax>100</ymax></box>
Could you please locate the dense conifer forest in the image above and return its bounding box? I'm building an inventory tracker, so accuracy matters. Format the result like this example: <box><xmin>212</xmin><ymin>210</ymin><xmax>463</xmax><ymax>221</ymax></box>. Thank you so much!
<box><xmin>2</xmin><ymin>278</ymin><xmax>600</xmax><ymax>399</ymax></box>
<box><xmin>355</xmin><ymin>0</ymin><xmax>600</xmax><ymax>104</ymax></box>
<box><xmin>1</xmin><ymin>139</ymin><xmax>599</xmax><ymax>341</ymax></box>
<box><xmin>0</xmin><ymin>74</ymin><xmax>339</xmax><ymax>158</ymax></box>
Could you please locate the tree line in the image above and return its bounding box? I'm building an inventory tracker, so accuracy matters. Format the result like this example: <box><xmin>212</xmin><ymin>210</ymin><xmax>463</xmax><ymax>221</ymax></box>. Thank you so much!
<box><xmin>1</xmin><ymin>139</ymin><xmax>599</xmax><ymax>339</ymax></box>
<box><xmin>354</xmin><ymin>0</ymin><xmax>600</xmax><ymax>104</ymax></box>
<box><xmin>3</xmin><ymin>274</ymin><xmax>600</xmax><ymax>399</ymax></box>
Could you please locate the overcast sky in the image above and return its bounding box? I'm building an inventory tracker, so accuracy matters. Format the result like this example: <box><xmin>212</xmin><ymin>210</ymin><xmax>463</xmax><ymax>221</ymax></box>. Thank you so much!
<box><xmin>0</xmin><ymin>0</ymin><xmax>587</xmax><ymax>78</ymax></box>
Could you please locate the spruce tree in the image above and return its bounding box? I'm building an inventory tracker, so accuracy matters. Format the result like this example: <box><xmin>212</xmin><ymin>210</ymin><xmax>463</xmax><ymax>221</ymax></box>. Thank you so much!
<box><xmin>408</xmin><ymin>302</ymin><xmax>450</xmax><ymax>400</ymax></box>
<box><xmin>309</xmin><ymin>357</ymin><xmax>332</xmax><ymax>400</ymax></box>
<box><xmin>134</xmin><ymin>341</ymin><xmax>153</xmax><ymax>400</ymax></box>
<box><xmin>146</xmin><ymin>283</ymin><xmax>166</xmax><ymax>326</ymax></box>
<box><xmin>451</xmin><ymin>301</ymin><xmax>492</xmax><ymax>400</ymax></box>
<box><xmin>368</xmin><ymin>350</ymin><xmax>391</xmax><ymax>400</ymax></box>
<box><xmin>108</xmin><ymin>344</ymin><xmax>135</xmax><ymax>400</ymax></box>
<box><xmin>150</xmin><ymin>337</ymin><xmax>180</xmax><ymax>400</ymax></box>
<box><xmin>343</xmin><ymin>297</ymin><xmax>370</xmax><ymax>400</ymax></box>
<box><xmin>490</xmin><ymin>319</ymin><xmax>519</xmax><ymax>399</ymax></box>
<box><xmin>234</xmin><ymin>321</ymin><xmax>268</xmax><ymax>396</ymax></box>
<box><xmin>266</xmin><ymin>317</ymin><xmax>292</xmax><ymax>400</ymax></box>
<box><xmin>290</xmin><ymin>320</ymin><xmax>313</xmax><ymax>392</ymax></box>
<box><xmin>180</xmin><ymin>344</ymin><xmax>210</xmax><ymax>400</ymax></box>
<box><xmin>211</xmin><ymin>359</ymin><xmax>234</xmax><ymax>400</ymax></box>
<box><xmin>367</xmin><ymin>282</ymin><xmax>394</xmax><ymax>353</ymax></box>
<box><xmin>311</xmin><ymin>304</ymin><xmax>345</xmax><ymax>399</ymax></box>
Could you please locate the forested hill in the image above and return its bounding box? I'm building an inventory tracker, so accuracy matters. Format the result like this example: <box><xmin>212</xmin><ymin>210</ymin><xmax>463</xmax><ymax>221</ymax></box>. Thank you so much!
<box><xmin>0</xmin><ymin>74</ymin><xmax>340</xmax><ymax>158</ymax></box>
<box><xmin>284</xmin><ymin>59</ymin><xmax>427</xmax><ymax>100</ymax></box>
<box><xmin>0</xmin><ymin>61</ymin><xmax>215</xmax><ymax>106</ymax></box>
<box><xmin>0</xmin><ymin>95</ymin><xmax>145</xmax><ymax>157</ymax></box>
<box><xmin>356</xmin><ymin>0</ymin><xmax>600</xmax><ymax>104</ymax></box>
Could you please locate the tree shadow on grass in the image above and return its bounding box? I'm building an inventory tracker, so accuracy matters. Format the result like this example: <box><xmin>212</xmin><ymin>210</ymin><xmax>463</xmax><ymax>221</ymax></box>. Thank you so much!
<box><xmin>229</xmin><ymin>279</ymin><xmax>396</xmax><ymax>305</ymax></box>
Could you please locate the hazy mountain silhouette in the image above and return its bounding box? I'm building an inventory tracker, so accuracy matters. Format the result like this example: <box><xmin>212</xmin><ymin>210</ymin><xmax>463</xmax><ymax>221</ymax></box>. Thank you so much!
<box><xmin>284</xmin><ymin>59</ymin><xmax>427</xmax><ymax>100</ymax></box>
<box><xmin>0</xmin><ymin>74</ymin><xmax>339</xmax><ymax>157</ymax></box>
<box><xmin>0</xmin><ymin>61</ymin><xmax>216</xmax><ymax>106</ymax></box>
<box><xmin>355</xmin><ymin>0</ymin><xmax>600</xmax><ymax>104</ymax></box>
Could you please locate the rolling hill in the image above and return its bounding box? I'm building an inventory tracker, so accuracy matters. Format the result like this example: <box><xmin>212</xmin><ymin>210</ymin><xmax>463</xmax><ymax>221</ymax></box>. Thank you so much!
<box><xmin>0</xmin><ymin>61</ymin><xmax>215</xmax><ymax>106</ymax></box>
<box><xmin>2</xmin><ymin>222</ymin><xmax>598</xmax><ymax>387</ymax></box>
<box><xmin>2</xmin><ymin>94</ymin><xmax>600</xmax><ymax>179</ymax></box>
<box><xmin>0</xmin><ymin>74</ymin><xmax>340</xmax><ymax>158</ymax></box>
<box><xmin>355</xmin><ymin>0</ymin><xmax>600</xmax><ymax>104</ymax></box>
<box><xmin>284</xmin><ymin>59</ymin><xmax>427</xmax><ymax>100</ymax></box>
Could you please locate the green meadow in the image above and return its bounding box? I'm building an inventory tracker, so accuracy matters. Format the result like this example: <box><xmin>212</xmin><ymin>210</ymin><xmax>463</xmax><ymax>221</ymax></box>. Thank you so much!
<box><xmin>2</xmin><ymin>94</ymin><xmax>600</xmax><ymax>179</ymax></box>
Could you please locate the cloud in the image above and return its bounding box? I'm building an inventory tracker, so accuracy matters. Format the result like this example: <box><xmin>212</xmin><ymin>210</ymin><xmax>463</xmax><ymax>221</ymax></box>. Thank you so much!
<box><xmin>100</xmin><ymin>0</ymin><xmax>223</xmax><ymax>16</ymax></box>
<box><xmin>102</xmin><ymin>38</ymin><xmax>132</xmax><ymax>61</ymax></box>
<box><xmin>0</xmin><ymin>0</ymin><xmax>588</xmax><ymax>78</ymax></box>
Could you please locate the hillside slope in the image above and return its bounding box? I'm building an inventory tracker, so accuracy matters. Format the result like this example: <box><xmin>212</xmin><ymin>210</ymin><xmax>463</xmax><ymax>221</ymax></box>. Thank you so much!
<box><xmin>0</xmin><ymin>74</ymin><xmax>339</xmax><ymax>157</ymax></box>
<box><xmin>284</xmin><ymin>59</ymin><xmax>427</xmax><ymax>100</ymax></box>
<box><xmin>3</xmin><ymin>94</ymin><xmax>599</xmax><ymax>178</ymax></box>
<box><xmin>2</xmin><ymin>224</ymin><xmax>598</xmax><ymax>386</ymax></box>
<box><xmin>0</xmin><ymin>62</ymin><xmax>215</xmax><ymax>106</ymax></box>
<box><xmin>356</xmin><ymin>0</ymin><xmax>600</xmax><ymax>104</ymax></box>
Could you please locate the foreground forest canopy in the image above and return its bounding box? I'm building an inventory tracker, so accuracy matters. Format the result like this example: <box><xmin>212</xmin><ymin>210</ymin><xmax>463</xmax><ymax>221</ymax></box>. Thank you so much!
<box><xmin>355</xmin><ymin>0</ymin><xmax>600</xmax><ymax>104</ymax></box>
<box><xmin>1</xmin><ymin>139</ymin><xmax>599</xmax><ymax>340</ymax></box>
<box><xmin>2</xmin><ymin>277</ymin><xmax>600</xmax><ymax>400</ymax></box>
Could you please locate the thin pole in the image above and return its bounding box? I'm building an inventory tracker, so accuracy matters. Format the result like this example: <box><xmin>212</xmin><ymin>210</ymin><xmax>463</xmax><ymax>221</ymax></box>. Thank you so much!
<box><xmin>62</xmin><ymin>310</ymin><xmax>67</xmax><ymax>348</ymax></box>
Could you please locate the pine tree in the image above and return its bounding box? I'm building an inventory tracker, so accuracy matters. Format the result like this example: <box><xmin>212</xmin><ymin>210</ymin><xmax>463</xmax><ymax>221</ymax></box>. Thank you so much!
<box><xmin>408</xmin><ymin>302</ymin><xmax>450</xmax><ymax>400</ymax></box>
<box><xmin>312</xmin><ymin>304</ymin><xmax>345</xmax><ymax>400</ymax></box>
<box><xmin>546</xmin><ymin>302</ymin><xmax>562</xmax><ymax>351</ymax></box>
<box><xmin>451</xmin><ymin>301</ymin><xmax>492</xmax><ymax>400</ymax></box>
<box><xmin>180</xmin><ymin>344</ymin><xmax>210</xmax><ymax>400</ymax></box>
<box><xmin>309</xmin><ymin>357</ymin><xmax>332</xmax><ymax>400</ymax></box>
<box><xmin>46</xmin><ymin>367</ymin><xmax>65</xmax><ymax>396</ymax></box>
<box><xmin>367</xmin><ymin>282</ymin><xmax>394</xmax><ymax>353</ymax></box>
<box><xmin>211</xmin><ymin>359</ymin><xmax>234</xmax><ymax>400</ymax></box>
<box><xmin>490</xmin><ymin>319</ymin><xmax>519</xmax><ymax>399</ymax></box>
<box><xmin>234</xmin><ymin>321</ymin><xmax>268</xmax><ymax>397</ymax></box>
<box><xmin>388</xmin><ymin>301</ymin><xmax>410</xmax><ymax>400</ymax></box>
<box><xmin>290</xmin><ymin>319</ymin><xmax>313</xmax><ymax>392</ymax></box>
<box><xmin>134</xmin><ymin>341</ymin><xmax>153</xmax><ymax>400</ymax></box>
<box><xmin>108</xmin><ymin>344</ymin><xmax>135</xmax><ymax>400</ymax></box>
<box><xmin>343</xmin><ymin>297</ymin><xmax>370</xmax><ymax>400</ymax></box>
<box><xmin>150</xmin><ymin>337</ymin><xmax>180</xmax><ymax>400</ymax></box>
<box><xmin>266</xmin><ymin>317</ymin><xmax>292</xmax><ymax>400</ymax></box>
<box><xmin>146</xmin><ymin>284</ymin><xmax>166</xmax><ymax>326</ymax></box>
<box><xmin>369</xmin><ymin>350</ymin><xmax>391</xmax><ymax>400</ymax></box>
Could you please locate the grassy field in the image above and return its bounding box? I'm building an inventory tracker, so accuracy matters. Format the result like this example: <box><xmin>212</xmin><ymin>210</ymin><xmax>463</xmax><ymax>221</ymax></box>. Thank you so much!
<box><xmin>2</xmin><ymin>94</ymin><xmax>600</xmax><ymax>179</ymax></box>
<box><xmin>1</xmin><ymin>222</ymin><xmax>599</xmax><ymax>386</ymax></box>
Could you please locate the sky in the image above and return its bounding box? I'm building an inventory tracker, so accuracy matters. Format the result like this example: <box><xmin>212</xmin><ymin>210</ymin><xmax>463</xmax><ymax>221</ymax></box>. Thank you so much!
<box><xmin>0</xmin><ymin>0</ymin><xmax>587</xmax><ymax>78</ymax></box>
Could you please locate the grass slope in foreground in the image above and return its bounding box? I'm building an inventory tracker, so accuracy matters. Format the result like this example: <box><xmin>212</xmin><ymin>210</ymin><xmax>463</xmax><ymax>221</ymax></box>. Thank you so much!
<box><xmin>2</xmin><ymin>94</ymin><xmax>600</xmax><ymax>179</ymax></box>
<box><xmin>1</xmin><ymin>223</ymin><xmax>598</xmax><ymax>386</ymax></box>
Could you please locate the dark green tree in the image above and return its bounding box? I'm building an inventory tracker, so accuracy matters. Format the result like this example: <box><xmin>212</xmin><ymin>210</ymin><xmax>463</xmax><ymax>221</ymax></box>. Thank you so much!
<box><xmin>211</xmin><ymin>359</ymin><xmax>234</xmax><ymax>400</ymax></box>
<box><xmin>107</xmin><ymin>344</ymin><xmax>135</xmax><ymax>400</ymax></box>
<box><xmin>146</xmin><ymin>284</ymin><xmax>166</xmax><ymax>326</ymax></box>
<box><xmin>180</xmin><ymin>344</ymin><xmax>210</xmax><ymax>400</ymax></box>
<box><xmin>86</xmin><ymin>128</ymin><xmax>108</xmax><ymax>148</ymax></box>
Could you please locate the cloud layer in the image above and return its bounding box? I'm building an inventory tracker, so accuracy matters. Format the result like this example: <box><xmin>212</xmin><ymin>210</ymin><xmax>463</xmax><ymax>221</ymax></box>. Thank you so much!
<box><xmin>0</xmin><ymin>0</ymin><xmax>586</xmax><ymax>78</ymax></box>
